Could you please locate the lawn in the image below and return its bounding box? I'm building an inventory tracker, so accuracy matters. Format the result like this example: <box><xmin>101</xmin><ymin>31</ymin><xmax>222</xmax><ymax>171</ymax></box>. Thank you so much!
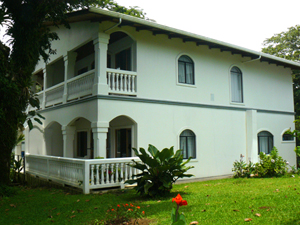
<box><xmin>1</xmin><ymin>176</ymin><xmax>300</xmax><ymax>224</ymax></box>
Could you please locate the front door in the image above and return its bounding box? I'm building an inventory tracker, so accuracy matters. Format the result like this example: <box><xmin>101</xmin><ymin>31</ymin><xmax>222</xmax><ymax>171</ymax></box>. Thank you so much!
<box><xmin>115</xmin><ymin>128</ymin><xmax>131</xmax><ymax>157</ymax></box>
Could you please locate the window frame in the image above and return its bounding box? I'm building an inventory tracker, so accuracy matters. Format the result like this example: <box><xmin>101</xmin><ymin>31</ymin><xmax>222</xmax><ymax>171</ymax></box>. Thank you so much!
<box><xmin>179</xmin><ymin>129</ymin><xmax>196</xmax><ymax>159</ymax></box>
<box><xmin>230</xmin><ymin>66</ymin><xmax>244</xmax><ymax>104</ymax></box>
<box><xmin>177</xmin><ymin>54</ymin><xmax>195</xmax><ymax>86</ymax></box>
<box><xmin>258</xmin><ymin>131</ymin><xmax>274</xmax><ymax>154</ymax></box>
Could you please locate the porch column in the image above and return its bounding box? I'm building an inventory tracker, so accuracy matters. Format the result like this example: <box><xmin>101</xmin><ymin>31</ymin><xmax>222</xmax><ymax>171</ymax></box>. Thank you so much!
<box><xmin>63</xmin><ymin>52</ymin><xmax>77</xmax><ymax>103</ymax></box>
<box><xmin>92</xmin><ymin>122</ymin><xmax>109</xmax><ymax>158</ymax></box>
<box><xmin>62</xmin><ymin>126</ymin><xmax>76</xmax><ymax>158</ymax></box>
<box><xmin>42</xmin><ymin>68</ymin><xmax>47</xmax><ymax>109</ymax></box>
<box><xmin>246</xmin><ymin>110</ymin><xmax>258</xmax><ymax>163</ymax></box>
<box><xmin>93</xmin><ymin>33</ymin><xmax>110</xmax><ymax>95</ymax></box>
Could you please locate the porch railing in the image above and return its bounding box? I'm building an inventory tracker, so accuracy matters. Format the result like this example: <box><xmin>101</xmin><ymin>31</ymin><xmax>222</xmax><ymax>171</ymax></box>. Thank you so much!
<box><xmin>25</xmin><ymin>154</ymin><xmax>139</xmax><ymax>194</ymax></box>
<box><xmin>107</xmin><ymin>69</ymin><xmax>137</xmax><ymax>95</ymax></box>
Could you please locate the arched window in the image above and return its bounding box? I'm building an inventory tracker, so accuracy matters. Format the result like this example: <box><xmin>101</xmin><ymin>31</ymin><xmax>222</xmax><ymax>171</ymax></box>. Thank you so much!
<box><xmin>178</xmin><ymin>55</ymin><xmax>194</xmax><ymax>85</ymax></box>
<box><xmin>258</xmin><ymin>131</ymin><xmax>273</xmax><ymax>154</ymax></box>
<box><xmin>230</xmin><ymin>66</ymin><xmax>243</xmax><ymax>103</ymax></box>
<box><xmin>180</xmin><ymin>129</ymin><xmax>196</xmax><ymax>159</ymax></box>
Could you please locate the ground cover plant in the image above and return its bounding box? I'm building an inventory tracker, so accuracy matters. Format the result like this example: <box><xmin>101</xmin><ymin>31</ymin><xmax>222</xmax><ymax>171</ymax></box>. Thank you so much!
<box><xmin>1</xmin><ymin>176</ymin><xmax>300</xmax><ymax>224</ymax></box>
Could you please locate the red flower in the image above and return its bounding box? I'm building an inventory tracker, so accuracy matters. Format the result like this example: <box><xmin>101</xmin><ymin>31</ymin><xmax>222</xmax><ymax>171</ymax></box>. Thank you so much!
<box><xmin>137</xmin><ymin>206</ymin><xmax>140</xmax><ymax>209</ymax></box>
<box><xmin>117</xmin><ymin>204</ymin><xmax>121</xmax><ymax>208</ymax></box>
<box><xmin>142</xmin><ymin>211</ymin><xmax>145</xmax><ymax>214</ymax></box>
<box><xmin>128</xmin><ymin>208</ymin><xmax>133</xmax><ymax>211</ymax></box>
<box><xmin>111</xmin><ymin>208</ymin><xmax>114</xmax><ymax>211</ymax></box>
<box><xmin>172</xmin><ymin>194</ymin><xmax>188</xmax><ymax>206</ymax></box>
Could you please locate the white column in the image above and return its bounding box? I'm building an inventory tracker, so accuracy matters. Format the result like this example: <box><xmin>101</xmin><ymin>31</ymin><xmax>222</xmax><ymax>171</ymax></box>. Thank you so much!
<box><xmin>93</xmin><ymin>33</ymin><xmax>110</xmax><ymax>95</ymax></box>
<box><xmin>63</xmin><ymin>55</ymin><xmax>68</xmax><ymax>103</ymax></box>
<box><xmin>63</xmin><ymin>52</ymin><xmax>77</xmax><ymax>103</ymax></box>
<box><xmin>246</xmin><ymin>110</ymin><xmax>258</xmax><ymax>163</ymax></box>
<box><xmin>62</xmin><ymin>126</ymin><xmax>76</xmax><ymax>158</ymax></box>
<box><xmin>42</xmin><ymin>68</ymin><xmax>46</xmax><ymax>109</ymax></box>
<box><xmin>92</xmin><ymin>121</ymin><xmax>109</xmax><ymax>158</ymax></box>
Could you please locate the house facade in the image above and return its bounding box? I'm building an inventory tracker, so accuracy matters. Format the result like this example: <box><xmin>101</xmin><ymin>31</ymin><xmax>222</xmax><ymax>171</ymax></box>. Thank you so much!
<box><xmin>25</xmin><ymin>8</ymin><xmax>300</xmax><ymax>191</ymax></box>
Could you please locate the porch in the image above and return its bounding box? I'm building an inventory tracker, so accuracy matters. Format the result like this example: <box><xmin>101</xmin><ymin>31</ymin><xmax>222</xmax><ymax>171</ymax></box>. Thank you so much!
<box><xmin>30</xmin><ymin>31</ymin><xmax>138</xmax><ymax>111</ymax></box>
<box><xmin>25</xmin><ymin>154</ymin><xmax>139</xmax><ymax>194</ymax></box>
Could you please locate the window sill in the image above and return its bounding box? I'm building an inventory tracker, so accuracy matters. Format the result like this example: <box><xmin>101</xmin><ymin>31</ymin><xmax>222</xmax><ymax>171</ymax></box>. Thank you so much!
<box><xmin>281</xmin><ymin>140</ymin><xmax>295</xmax><ymax>143</ymax></box>
<box><xmin>230</xmin><ymin>101</ymin><xmax>245</xmax><ymax>106</ymax></box>
<box><xmin>177</xmin><ymin>82</ymin><xmax>196</xmax><ymax>88</ymax></box>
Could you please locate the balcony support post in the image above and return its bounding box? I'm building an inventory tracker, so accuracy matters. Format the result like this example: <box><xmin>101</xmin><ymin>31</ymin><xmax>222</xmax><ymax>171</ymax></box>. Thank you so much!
<box><xmin>42</xmin><ymin>68</ymin><xmax>46</xmax><ymax>109</ymax></box>
<box><xmin>93</xmin><ymin>33</ymin><xmax>110</xmax><ymax>95</ymax></box>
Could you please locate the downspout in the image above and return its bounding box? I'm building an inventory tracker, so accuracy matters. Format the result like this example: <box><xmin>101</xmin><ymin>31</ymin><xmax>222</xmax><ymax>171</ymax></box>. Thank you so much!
<box><xmin>242</xmin><ymin>54</ymin><xmax>261</xmax><ymax>63</ymax></box>
<box><xmin>104</xmin><ymin>18</ymin><xmax>122</xmax><ymax>33</ymax></box>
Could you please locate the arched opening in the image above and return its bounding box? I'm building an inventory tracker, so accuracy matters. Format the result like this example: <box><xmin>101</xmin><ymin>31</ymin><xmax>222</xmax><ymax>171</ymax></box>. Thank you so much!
<box><xmin>109</xmin><ymin>115</ymin><xmax>137</xmax><ymax>158</ymax></box>
<box><xmin>45</xmin><ymin>122</ymin><xmax>63</xmax><ymax>156</ymax></box>
<box><xmin>68</xmin><ymin>117</ymin><xmax>93</xmax><ymax>158</ymax></box>
<box><xmin>28</xmin><ymin>126</ymin><xmax>44</xmax><ymax>155</ymax></box>
<box><xmin>108</xmin><ymin>31</ymin><xmax>136</xmax><ymax>72</ymax></box>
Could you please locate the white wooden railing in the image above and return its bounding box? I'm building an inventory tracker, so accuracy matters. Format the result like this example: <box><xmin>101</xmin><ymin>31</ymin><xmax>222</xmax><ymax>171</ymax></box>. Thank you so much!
<box><xmin>67</xmin><ymin>70</ymin><xmax>95</xmax><ymax>101</ymax></box>
<box><xmin>107</xmin><ymin>69</ymin><xmax>137</xmax><ymax>95</ymax></box>
<box><xmin>34</xmin><ymin>69</ymin><xmax>138</xmax><ymax>109</ymax></box>
<box><xmin>26</xmin><ymin>154</ymin><xmax>139</xmax><ymax>194</ymax></box>
<box><xmin>45</xmin><ymin>83</ymin><xmax>64</xmax><ymax>107</ymax></box>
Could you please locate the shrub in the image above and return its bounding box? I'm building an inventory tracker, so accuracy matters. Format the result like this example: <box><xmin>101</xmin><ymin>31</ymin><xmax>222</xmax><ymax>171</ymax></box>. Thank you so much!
<box><xmin>125</xmin><ymin>145</ymin><xmax>194</xmax><ymax>197</ymax></box>
<box><xmin>232</xmin><ymin>147</ymin><xmax>288</xmax><ymax>178</ymax></box>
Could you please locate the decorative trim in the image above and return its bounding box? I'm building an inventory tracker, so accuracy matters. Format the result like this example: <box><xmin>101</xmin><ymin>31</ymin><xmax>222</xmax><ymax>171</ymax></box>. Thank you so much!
<box><xmin>38</xmin><ymin>95</ymin><xmax>295</xmax><ymax>116</ymax></box>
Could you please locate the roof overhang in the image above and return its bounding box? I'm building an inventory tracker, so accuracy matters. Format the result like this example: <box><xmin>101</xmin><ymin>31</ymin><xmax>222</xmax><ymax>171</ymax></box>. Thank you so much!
<box><xmin>47</xmin><ymin>7</ymin><xmax>300</xmax><ymax>70</ymax></box>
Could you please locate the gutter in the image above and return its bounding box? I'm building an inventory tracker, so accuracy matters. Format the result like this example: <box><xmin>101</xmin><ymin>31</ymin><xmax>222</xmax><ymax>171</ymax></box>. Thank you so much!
<box><xmin>104</xmin><ymin>17</ymin><xmax>122</xmax><ymax>33</ymax></box>
<box><xmin>242</xmin><ymin>54</ymin><xmax>262</xmax><ymax>64</ymax></box>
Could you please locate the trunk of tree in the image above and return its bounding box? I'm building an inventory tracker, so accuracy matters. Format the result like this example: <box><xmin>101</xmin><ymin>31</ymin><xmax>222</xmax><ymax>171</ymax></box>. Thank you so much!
<box><xmin>0</xmin><ymin>124</ymin><xmax>17</xmax><ymax>185</ymax></box>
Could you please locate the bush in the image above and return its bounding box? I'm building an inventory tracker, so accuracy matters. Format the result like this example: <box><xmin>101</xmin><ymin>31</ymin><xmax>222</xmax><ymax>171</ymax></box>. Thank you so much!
<box><xmin>125</xmin><ymin>145</ymin><xmax>194</xmax><ymax>197</ymax></box>
<box><xmin>232</xmin><ymin>147</ymin><xmax>288</xmax><ymax>178</ymax></box>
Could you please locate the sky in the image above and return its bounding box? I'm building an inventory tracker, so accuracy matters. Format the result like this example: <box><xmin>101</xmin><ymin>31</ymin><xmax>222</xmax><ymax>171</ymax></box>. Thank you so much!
<box><xmin>114</xmin><ymin>0</ymin><xmax>300</xmax><ymax>52</ymax></box>
<box><xmin>0</xmin><ymin>0</ymin><xmax>299</xmax><ymax>52</ymax></box>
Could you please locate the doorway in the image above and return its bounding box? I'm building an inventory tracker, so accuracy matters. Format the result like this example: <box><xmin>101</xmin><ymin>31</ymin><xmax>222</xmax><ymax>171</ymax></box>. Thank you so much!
<box><xmin>115</xmin><ymin>128</ymin><xmax>131</xmax><ymax>157</ymax></box>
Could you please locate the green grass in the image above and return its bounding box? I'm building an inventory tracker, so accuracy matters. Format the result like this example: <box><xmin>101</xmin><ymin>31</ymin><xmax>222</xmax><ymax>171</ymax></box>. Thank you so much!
<box><xmin>1</xmin><ymin>176</ymin><xmax>300</xmax><ymax>224</ymax></box>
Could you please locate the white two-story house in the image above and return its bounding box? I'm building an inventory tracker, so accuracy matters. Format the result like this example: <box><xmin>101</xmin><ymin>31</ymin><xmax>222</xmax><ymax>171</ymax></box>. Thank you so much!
<box><xmin>25</xmin><ymin>7</ymin><xmax>300</xmax><ymax>193</ymax></box>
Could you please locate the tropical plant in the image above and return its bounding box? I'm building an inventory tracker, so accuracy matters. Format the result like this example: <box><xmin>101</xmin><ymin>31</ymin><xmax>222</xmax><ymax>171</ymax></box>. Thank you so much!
<box><xmin>125</xmin><ymin>145</ymin><xmax>194</xmax><ymax>197</ymax></box>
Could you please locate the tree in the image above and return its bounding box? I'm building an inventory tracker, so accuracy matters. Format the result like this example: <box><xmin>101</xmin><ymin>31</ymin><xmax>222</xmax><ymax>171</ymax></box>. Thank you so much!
<box><xmin>262</xmin><ymin>25</ymin><xmax>300</xmax><ymax>119</ymax></box>
<box><xmin>0</xmin><ymin>0</ymin><xmax>146</xmax><ymax>185</ymax></box>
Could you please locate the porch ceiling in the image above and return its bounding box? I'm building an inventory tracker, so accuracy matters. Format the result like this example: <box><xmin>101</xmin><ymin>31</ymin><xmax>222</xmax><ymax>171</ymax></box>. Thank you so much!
<box><xmin>45</xmin><ymin>8</ymin><xmax>300</xmax><ymax>70</ymax></box>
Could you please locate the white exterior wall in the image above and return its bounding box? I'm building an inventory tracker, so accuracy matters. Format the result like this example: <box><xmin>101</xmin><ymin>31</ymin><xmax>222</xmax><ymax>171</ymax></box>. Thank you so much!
<box><xmin>27</xmin><ymin>20</ymin><xmax>296</xmax><ymax>179</ymax></box>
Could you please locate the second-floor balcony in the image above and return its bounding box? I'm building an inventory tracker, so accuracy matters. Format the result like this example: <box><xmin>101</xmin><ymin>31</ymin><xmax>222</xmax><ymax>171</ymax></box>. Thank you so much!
<box><xmin>34</xmin><ymin>68</ymin><xmax>137</xmax><ymax>109</ymax></box>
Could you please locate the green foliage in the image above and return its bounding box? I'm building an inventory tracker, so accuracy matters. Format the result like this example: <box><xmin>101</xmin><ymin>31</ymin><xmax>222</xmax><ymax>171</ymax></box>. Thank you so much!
<box><xmin>125</xmin><ymin>145</ymin><xmax>194</xmax><ymax>197</ymax></box>
<box><xmin>232</xmin><ymin>147</ymin><xmax>288</xmax><ymax>178</ymax></box>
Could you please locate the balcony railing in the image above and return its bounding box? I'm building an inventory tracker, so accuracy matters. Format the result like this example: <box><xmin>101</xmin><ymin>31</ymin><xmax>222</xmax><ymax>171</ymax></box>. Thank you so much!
<box><xmin>26</xmin><ymin>154</ymin><xmax>139</xmax><ymax>194</ymax></box>
<box><xmin>33</xmin><ymin>68</ymin><xmax>137</xmax><ymax>109</ymax></box>
<box><xmin>45</xmin><ymin>83</ymin><xmax>64</xmax><ymax>107</ymax></box>
<box><xmin>67</xmin><ymin>70</ymin><xmax>95</xmax><ymax>101</ymax></box>
<box><xmin>107</xmin><ymin>69</ymin><xmax>137</xmax><ymax>95</ymax></box>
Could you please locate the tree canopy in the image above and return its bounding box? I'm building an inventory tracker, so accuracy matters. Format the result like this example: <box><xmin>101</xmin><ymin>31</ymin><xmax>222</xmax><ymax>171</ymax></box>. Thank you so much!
<box><xmin>262</xmin><ymin>25</ymin><xmax>300</xmax><ymax>118</ymax></box>
<box><xmin>0</xmin><ymin>0</ymin><xmax>147</xmax><ymax>185</ymax></box>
